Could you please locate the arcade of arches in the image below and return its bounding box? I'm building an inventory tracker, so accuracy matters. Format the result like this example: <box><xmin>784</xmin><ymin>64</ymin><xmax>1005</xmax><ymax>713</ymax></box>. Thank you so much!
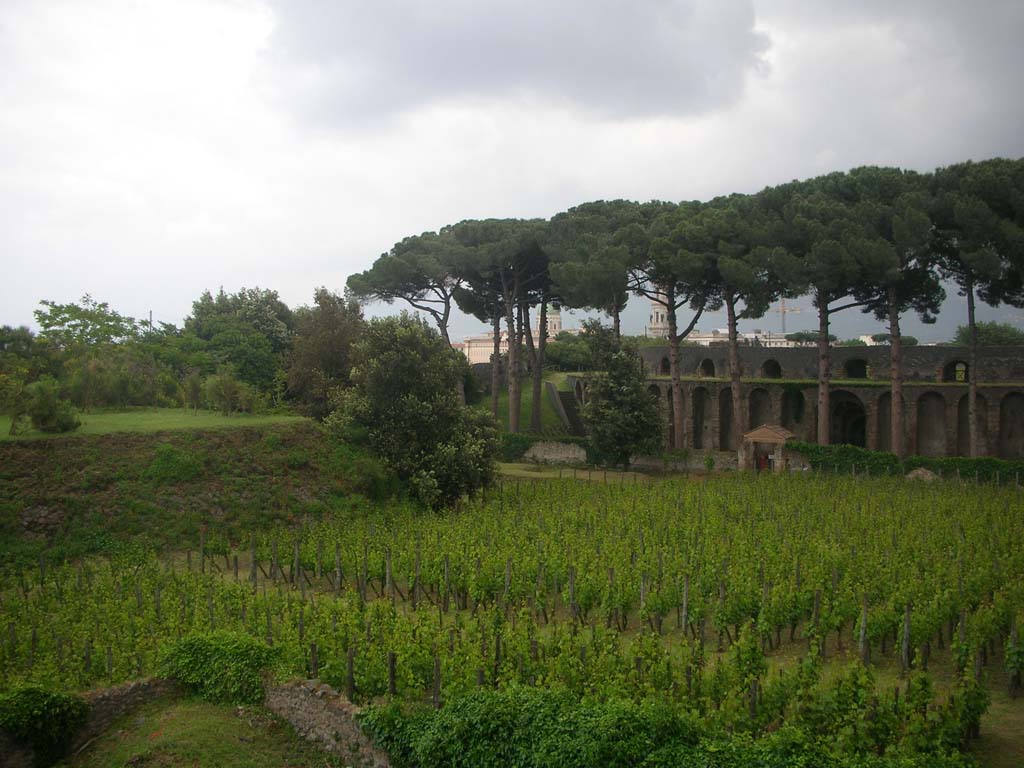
<box><xmin>586</xmin><ymin>379</ymin><xmax>1024</xmax><ymax>459</ymax></box>
<box><xmin>572</xmin><ymin>346</ymin><xmax>1024</xmax><ymax>459</ymax></box>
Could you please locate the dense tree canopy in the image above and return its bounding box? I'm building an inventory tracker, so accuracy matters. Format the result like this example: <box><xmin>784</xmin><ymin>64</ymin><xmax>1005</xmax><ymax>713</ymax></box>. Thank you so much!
<box><xmin>328</xmin><ymin>313</ymin><xmax>498</xmax><ymax>509</ymax></box>
<box><xmin>3</xmin><ymin>156</ymin><xmax>1023</xmax><ymax>459</ymax></box>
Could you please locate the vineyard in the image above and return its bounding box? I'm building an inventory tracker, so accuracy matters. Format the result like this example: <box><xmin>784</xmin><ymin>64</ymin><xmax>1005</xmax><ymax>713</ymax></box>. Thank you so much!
<box><xmin>1</xmin><ymin>473</ymin><xmax>1022</xmax><ymax>765</ymax></box>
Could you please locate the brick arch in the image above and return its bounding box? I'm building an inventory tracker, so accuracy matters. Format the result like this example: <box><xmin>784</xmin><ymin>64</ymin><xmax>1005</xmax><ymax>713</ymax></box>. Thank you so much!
<box><xmin>748</xmin><ymin>387</ymin><xmax>771</xmax><ymax>429</ymax></box>
<box><xmin>692</xmin><ymin>386</ymin><xmax>711</xmax><ymax>449</ymax></box>
<box><xmin>915</xmin><ymin>391</ymin><xmax>947</xmax><ymax>456</ymax></box>
<box><xmin>830</xmin><ymin>389</ymin><xmax>866</xmax><ymax>447</ymax></box>
<box><xmin>761</xmin><ymin>359</ymin><xmax>782</xmax><ymax>378</ymax></box>
<box><xmin>956</xmin><ymin>393</ymin><xmax>988</xmax><ymax>456</ymax></box>
<box><xmin>998</xmin><ymin>392</ymin><xmax>1024</xmax><ymax>459</ymax></box>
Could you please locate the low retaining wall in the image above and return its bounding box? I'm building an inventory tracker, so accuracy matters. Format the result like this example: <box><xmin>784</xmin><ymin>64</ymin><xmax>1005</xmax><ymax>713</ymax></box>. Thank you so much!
<box><xmin>0</xmin><ymin>678</ymin><xmax>180</xmax><ymax>768</ymax></box>
<box><xmin>264</xmin><ymin>680</ymin><xmax>389</xmax><ymax>767</ymax></box>
<box><xmin>523</xmin><ymin>441</ymin><xmax>587</xmax><ymax>464</ymax></box>
<box><xmin>71</xmin><ymin>678</ymin><xmax>181</xmax><ymax>753</ymax></box>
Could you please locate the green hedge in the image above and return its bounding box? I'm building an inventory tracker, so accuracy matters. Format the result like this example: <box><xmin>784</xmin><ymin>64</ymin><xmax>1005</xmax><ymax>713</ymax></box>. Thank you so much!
<box><xmin>788</xmin><ymin>441</ymin><xmax>1024</xmax><ymax>483</ymax></box>
<box><xmin>0</xmin><ymin>686</ymin><xmax>88</xmax><ymax>766</ymax></box>
<box><xmin>159</xmin><ymin>631</ymin><xmax>282</xmax><ymax>704</ymax></box>
<box><xmin>359</xmin><ymin>687</ymin><xmax>973</xmax><ymax>768</ymax></box>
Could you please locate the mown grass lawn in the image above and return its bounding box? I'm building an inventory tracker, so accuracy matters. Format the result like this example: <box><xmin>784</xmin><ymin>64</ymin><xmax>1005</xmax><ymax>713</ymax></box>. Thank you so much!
<box><xmin>0</xmin><ymin>408</ymin><xmax>306</xmax><ymax>441</ymax></box>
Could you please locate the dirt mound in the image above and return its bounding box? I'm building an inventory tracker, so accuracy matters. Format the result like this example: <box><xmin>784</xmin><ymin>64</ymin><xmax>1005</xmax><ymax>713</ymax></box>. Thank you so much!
<box><xmin>905</xmin><ymin>467</ymin><xmax>939</xmax><ymax>482</ymax></box>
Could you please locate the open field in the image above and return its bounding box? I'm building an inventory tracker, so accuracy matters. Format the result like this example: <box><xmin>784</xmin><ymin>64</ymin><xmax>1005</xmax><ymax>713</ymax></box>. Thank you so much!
<box><xmin>1</xmin><ymin>422</ymin><xmax>1021</xmax><ymax>766</ymax></box>
<box><xmin>0</xmin><ymin>408</ymin><xmax>306</xmax><ymax>441</ymax></box>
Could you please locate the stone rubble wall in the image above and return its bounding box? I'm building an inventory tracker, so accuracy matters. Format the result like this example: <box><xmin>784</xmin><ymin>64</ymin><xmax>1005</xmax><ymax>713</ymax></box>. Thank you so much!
<box><xmin>70</xmin><ymin>678</ymin><xmax>181</xmax><ymax>753</ymax></box>
<box><xmin>523</xmin><ymin>441</ymin><xmax>587</xmax><ymax>464</ymax></box>
<box><xmin>0</xmin><ymin>678</ymin><xmax>180</xmax><ymax>768</ymax></box>
<box><xmin>264</xmin><ymin>680</ymin><xmax>390</xmax><ymax>767</ymax></box>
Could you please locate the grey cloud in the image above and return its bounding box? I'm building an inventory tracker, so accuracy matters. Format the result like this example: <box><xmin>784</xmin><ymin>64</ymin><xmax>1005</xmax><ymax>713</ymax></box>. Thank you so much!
<box><xmin>262</xmin><ymin>0</ymin><xmax>769</xmax><ymax>124</ymax></box>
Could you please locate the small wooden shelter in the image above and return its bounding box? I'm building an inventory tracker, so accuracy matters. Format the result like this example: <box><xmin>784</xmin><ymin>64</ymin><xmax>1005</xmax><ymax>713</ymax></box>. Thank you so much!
<box><xmin>739</xmin><ymin>424</ymin><xmax>794</xmax><ymax>472</ymax></box>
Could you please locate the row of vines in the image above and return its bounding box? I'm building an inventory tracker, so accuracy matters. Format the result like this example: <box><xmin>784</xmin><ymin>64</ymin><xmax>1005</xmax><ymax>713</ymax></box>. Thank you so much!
<box><xmin>1</xmin><ymin>473</ymin><xmax>1021</xmax><ymax>760</ymax></box>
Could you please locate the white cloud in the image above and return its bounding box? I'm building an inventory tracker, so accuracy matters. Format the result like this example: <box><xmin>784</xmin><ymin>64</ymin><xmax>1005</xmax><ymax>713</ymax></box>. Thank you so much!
<box><xmin>0</xmin><ymin>0</ymin><xmax>1022</xmax><ymax>342</ymax></box>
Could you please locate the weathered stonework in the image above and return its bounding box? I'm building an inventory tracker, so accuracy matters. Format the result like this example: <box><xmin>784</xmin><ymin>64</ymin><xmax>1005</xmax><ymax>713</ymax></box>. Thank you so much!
<box><xmin>563</xmin><ymin>345</ymin><xmax>1024</xmax><ymax>459</ymax></box>
<box><xmin>0</xmin><ymin>678</ymin><xmax>181</xmax><ymax>768</ymax></box>
<box><xmin>264</xmin><ymin>680</ymin><xmax>389</xmax><ymax>768</ymax></box>
<box><xmin>524</xmin><ymin>441</ymin><xmax>587</xmax><ymax>464</ymax></box>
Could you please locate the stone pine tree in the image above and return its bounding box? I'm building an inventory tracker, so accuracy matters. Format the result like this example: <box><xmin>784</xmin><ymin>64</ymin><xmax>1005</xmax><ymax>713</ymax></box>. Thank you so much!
<box><xmin>621</xmin><ymin>201</ymin><xmax>721</xmax><ymax>450</ymax></box>
<box><xmin>452</xmin><ymin>269</ymin><xmax>506</xmax><ymax>419</ymax></box>
<box><xmin>517</xmin><ymin>223</ymin><xmax>557</xmax><ymax>434</ymax></box>
<box><xmin>547</xmin><ymin>201</ymin><xmax>639</xmax><ymax>337</ymax></box>
<box><xmin>679</xmin><ymin>196</ymin><xmax>792</xmax><ymax>448</ymax></box>
<box><xmin>931</xmin><ymin>158</ymin><xmax>1024</xmax><ymax>456</ymax></box>
<box><xmin>580</xmin><ymin>325</ymin><xmax>661</xmax><ymax>469</ymax></box>
<box><xmin>346</xmin><ymin>231</ymin><xmax>466</xmax><ymax>346</ymax></box>
<box><xmin>450</xmin><ymin>219</ymin><xmax>546</xmax><ymax>434</ymax></box>
<box><xmin>759</xmin><ymin>177</ymin><xmax>869</xmax><ymax>446</ymax></box>
<box><xmin>845</xmin><ymin>167</ymin><xmax>944</xmax><ymax>459</ymax></box>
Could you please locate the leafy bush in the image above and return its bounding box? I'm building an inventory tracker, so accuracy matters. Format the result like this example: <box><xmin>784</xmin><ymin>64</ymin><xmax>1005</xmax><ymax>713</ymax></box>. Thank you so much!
<box><xmin>361</xmin><ymin>688</ymin><xmax>700</xmax><ymax>768</ymax></box>
<box><xmin>789</xmin><ymin>441</ymin><xmax>1024</xmax><ymax>483</ymax></box>
<box><xmin>361</xmin><ymin>687</ymin><xmax>974</xmax><ymax>768</ymax></box>
<box><xmin>324</xmin><ymin>443</ymin><xmax>400</xmax><ymax>501</ymax></box>
<box><xmin>0</xmin><ymin>686</ymin><xmax>88</xmax><ymax>766</ymax></box>
<box><xmin>24</xmin><ymin>376</ymin><xmax>80</xmax><ymax>433</ymax></box>
<box><xmin>498</xmin><ymin>432</ymin><xmax>541</xmax><ymax>461</ymax></box>
<box><xmin>144</xmin><ymin>443</ymin><xmax>205</xmax><ymax>484</ymax></box>
<box><xmin>330</xmin><ymin>314</ymin><xmax>499</xmax><ymax>509</ymax></box>
<box><xmin>159</xmin><ymin>631</ymin><xmax>281</xmax><ymax>704</ymax></box>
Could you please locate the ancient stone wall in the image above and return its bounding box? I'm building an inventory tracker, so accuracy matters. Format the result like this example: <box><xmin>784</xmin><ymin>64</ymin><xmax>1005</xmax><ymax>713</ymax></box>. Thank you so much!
<box><xmin>0</xmin><ymin>678</ymin><xmax>180</xmax><ymax>768</ymax></box>
<box><xmin>263</xmin><ymin>680</ymin><xmax>389</xmax><ymax>767</ymax></box>
<box><xmin>523</xmin><ymin>441</ymin><xmax>587</xmax><ymax>464</ymax></box>
<box><xmin>638</xmin><ymin>344</ymin><xmax>1024</xmax><ymax>384</ymax></box>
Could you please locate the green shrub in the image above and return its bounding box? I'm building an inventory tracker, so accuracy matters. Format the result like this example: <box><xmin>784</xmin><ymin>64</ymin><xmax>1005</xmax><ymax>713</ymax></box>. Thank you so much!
<box><xmin>144</xmin><ymin>443</ymin><xmax>204</xmax><ymax>484</ymax></box>
<box><xmin>159</xmin><ymin>631</ymin><xmax>281</xmax><ymax>704</ymax></box>
<box><xmin>788</xmin><ymin>441</ymin><xmax>1024</xmax><ymax>483</ymax></box>
<box><xmin>499</xmin><ymin>432</ymin><xmax>539</xmax><ymax>461</ymax></box>
<box><xmin>24</xmin><ymin>376</ymin><xmax>80</xmax><ymax>434</ymax></box>
<box><xmin>361</xmin><ymin>687</ymin><xmax>700</xmax><ymax>768</ymax></box>
<box><xmin>0</xmin><ymin>686</ymin><xmax>88</xmax><ymax>766</ymax></box>
<box><xmin>361</xmin><ymin>688</ymin><xmax>974</xmax><ymax>768</ymax></box>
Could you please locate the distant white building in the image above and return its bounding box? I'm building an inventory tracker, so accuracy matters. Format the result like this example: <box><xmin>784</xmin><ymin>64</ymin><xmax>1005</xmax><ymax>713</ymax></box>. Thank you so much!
<box><xmin>457</xmin><ymin>308</ymin><xmax>569</xmax><ymax>364</ymax></box>
<box><xmin>647</xmin><ymin>297</ymin><xmax>798</xmax><ymax>348</ymax></box>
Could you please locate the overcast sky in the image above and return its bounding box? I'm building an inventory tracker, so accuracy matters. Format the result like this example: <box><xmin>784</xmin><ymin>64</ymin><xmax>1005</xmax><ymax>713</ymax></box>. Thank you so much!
<box><xmin>2</xmin><ymin>0</ymin><xmax>1023</xmax><ymax>342</ymax></box>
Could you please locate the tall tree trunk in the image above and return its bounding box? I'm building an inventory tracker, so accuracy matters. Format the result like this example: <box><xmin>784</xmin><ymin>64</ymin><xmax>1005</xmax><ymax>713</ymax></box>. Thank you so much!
<box><xmin>665</xmin><ymin>293</ymin><xmax>685</xmax><ymax>451</ymax></box>
<box><xmin>503</xmin><ymin>278</ymin><xmax>520</xmax><ymax>434</ymax></box>
<box><xmin>816</xmin><ymin>292</ymin><xmax>831</xmax><ymax>446</ymax></box>
<box><xmin>967</xmin><ymin>280</ymin><xmax>979</xmax><ymax>457</ymax></box>
<box><xmin>522</xmin><ymin>301</ymin><xmax>548</xmax><ymax>434</ymax></box>
<box><xmin>888</xmin><ymin>287</ymin><xmax>904</xmax><ymax>459</ymax></box>
<box><xmin>726</xmin><ymin>296</ymin><xmax>744</xmax><ymax>446</ymax></box>
<box><xmin>511</xmin><ymin>301</ymin><xmax>525</xmax><ymax>433</ymax></box>
<box><xmin>612</xmin><ymin>307</ymin><xmax>621</xmax><ymax>339</ymax></box>
<box><xmin>531</xmin><ymin>300</ymin><xmax>548</xmax><ymax>433</ymax></box>
<box><xmin>490</xmin><ymin>311</ymin><xmax>501</xmax><ymax>419</ymax></box>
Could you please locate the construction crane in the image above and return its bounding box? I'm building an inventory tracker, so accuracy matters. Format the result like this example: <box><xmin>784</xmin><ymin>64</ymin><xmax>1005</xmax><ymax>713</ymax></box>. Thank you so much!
<box><xmin>775</xmin><ymin>298</ymin><xmax>804</xmax><ymax>334</ymax></box>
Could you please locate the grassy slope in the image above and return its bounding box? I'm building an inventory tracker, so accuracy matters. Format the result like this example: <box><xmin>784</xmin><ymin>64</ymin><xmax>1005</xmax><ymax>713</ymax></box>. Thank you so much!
<box><xmin>0</xmin><ymin>408</ymin><xmax>305</xmax><ymax>441</ymax></box>
<box><xmin>486</xmin><ymin>374</ymin><xmax>568</xmax><ymax>435</ymax></box>
<box><xmin>59</xmin><ymin>699</ymin><xmax>344</xmax><ymax>768</ymax></box>
<box><xmin>0</xmin><ymin>420</ymin><xmax>372</xmax><ymax>569</ymax></box>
